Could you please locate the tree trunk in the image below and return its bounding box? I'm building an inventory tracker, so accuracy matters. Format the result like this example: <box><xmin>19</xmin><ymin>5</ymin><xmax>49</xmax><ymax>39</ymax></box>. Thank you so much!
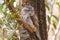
<box><xmin>37</xmin><ymin>0</ymin><xmax>47</xmax><ymax>40</ymax></box>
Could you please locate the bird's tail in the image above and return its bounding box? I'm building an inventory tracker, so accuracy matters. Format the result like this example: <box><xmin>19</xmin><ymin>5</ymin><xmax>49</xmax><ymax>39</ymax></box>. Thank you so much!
<box><xmin>31</xmin><ymin>31</ymin><xmax>41</xmax><ymax>40</ymax></box>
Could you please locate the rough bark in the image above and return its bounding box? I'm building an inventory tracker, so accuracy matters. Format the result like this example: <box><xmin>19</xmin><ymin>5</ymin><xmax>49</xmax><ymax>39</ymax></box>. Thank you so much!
<box><xmin>37</xmin><ymin>0</ymin><xmax>47</xmax><ymax>40</ymax></box>
<box><xmin>21</xmin><ymin>0</ymin><xmax>48</xmax><ymax>40</ymax></box>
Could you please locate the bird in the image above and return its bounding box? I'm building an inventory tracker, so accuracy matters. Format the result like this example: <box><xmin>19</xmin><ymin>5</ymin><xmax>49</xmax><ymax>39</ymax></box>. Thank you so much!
<box><xmin>19</xmin><ymin>2</ymin><xmax>41</xmax><ymax>40</ymax></box>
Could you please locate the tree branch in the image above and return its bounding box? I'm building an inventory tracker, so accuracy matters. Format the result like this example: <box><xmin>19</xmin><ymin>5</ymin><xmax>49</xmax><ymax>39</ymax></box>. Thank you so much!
<box><xmin>4</xmin><ymin>0</ymin><xmax>36</xmax><ymax>33</ymax></box>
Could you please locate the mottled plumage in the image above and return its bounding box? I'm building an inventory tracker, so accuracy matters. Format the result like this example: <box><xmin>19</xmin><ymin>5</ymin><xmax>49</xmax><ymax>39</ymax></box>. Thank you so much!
<box><xmin>19</xmin><ymin>5</ymin><xmax>41</xmax><ymax>40</ymax></box>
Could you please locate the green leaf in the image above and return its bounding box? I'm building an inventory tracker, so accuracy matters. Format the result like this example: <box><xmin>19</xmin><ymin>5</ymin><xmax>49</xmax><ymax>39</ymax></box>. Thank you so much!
<box><xmin>10</xmin><ymin>0</ymin><xmax>15</xmax><ymax>5</ymax></box>
<box><xmin>47</xmin><ymin>16</ymin><xmax>51</xmax><ymax>23</ymax></box>
<box><xmin>7</xmin><ymin>17</ymin><xmax>12</xmax><ymax>22</ymax></box>
<box><xmin>10</xmin><ymin>13</ymin><xmax>16</xmax><ymax>18</ymax></box>
<box><xmin>54</xmin><ymin>2</ymin><xmax>60</xmax><ymax>7</ymax></box>
<box><xmin>55</xmin><ymin>2</ymin><xmax>59</xmax><ymax>5</ymax></box>
<box><xmin>3</xmin><ymin>11</ymin><xmax>7</xmax><ymax>16</ymax></box>
<box><xmin>45</xmin><ymin>4</ymin><xmax>50</xmax><ymax>10</ymax></box>
<box><xmin>14</xmin><ymin>18</ymin><xmax>22</xmax><ymax>21</ymax></box>
<box><xmin>0</xmin><ymin>5</ymin><xmax>3</xmax><ymax>12</ymax></box>
<box><xmin>0</xmin><ymin>6</ymin><xmax>2</xmax><ymax>12</ymax></box>
<box><xmin>52</xmin><ymin>15</ymin><xmax>59</xmax><ymax>21</ymax></box>
<box><xmin>0</xmin><ymin>3</ymin><xmax>5</xmax><ymax>12</ymax></box>
<box><xmin>0</xmin><ymin>26</ymin><xmax>2</xmax><ymax>29</ymax></box>
<box><xmin>52</xmin><ymin>20</ymin><xmax>56</xmax><ymax>29</ymax></box>
<box><xmin>0</xmin><ymin>19</ymin><xmax>3</xmax><ymax>24</ymax></box>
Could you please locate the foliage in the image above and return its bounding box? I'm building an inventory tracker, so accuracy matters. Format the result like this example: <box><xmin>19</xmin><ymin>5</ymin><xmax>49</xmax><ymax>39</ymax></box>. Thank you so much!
<box><xmin>54</xmin><ymin>2</ymin><xmax>60</xmax><ymax>7</ymax></box>
<box><xmin>0</xmin><ymin>0</ymin><xmax>22</xmax><ymax>40</ymax></box>
<box><xmin>45</xmin><ymin>3</ymin><xmax>59</xmax><ymax>29</ymax></box>
<box><xmin>45</xmin><ymin>4</ymin><xmax>50</xmax><ymax>10</ymax></box>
